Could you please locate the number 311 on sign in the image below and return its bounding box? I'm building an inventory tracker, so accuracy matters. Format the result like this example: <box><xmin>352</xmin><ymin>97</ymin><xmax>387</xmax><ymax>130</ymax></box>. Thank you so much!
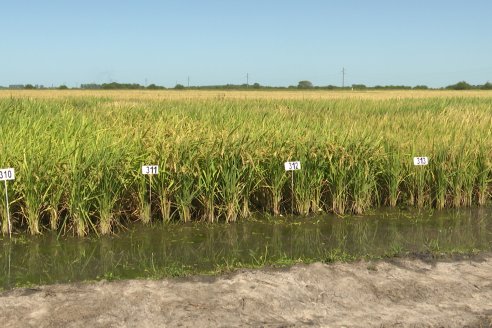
<box><xmin>142</xmin><ymin>165</ymin><xmax>159</xmax><ymax>175</ymax></box>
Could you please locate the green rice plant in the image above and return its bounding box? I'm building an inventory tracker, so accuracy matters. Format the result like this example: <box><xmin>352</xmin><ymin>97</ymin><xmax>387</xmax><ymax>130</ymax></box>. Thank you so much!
<box><xmin>17</xmin><ymin>151</ymin><xmax>51</xmax><ymax>234</ymax></box>
<box><xmin>290</xmin><ymin>146</ymin><xmax>326</xmax><ymax>215</ymax></box>
<box><xmin>197</xmin><ymin>149</ymin><xmax>220</xmax><ymax>222</ymax></box>
<box><xmin>382</xmin><ymin>144</ymin><xmax>404</xmax><ymax>207</ymax></box>
<box><xmin>45</xmin><ymin>172</ymin><xmax>65</xmax><ymax>231</ymax></box>
<box><xmin>64</xmin><ymin>146</ymin><xmax>98</xmax><ymax>236</ymax></box>
<box><xmin>325</xmin><ymin>144</ymin><xmax>352</xmax><ymax>214</ymax></box>
<box><xmin>0</xmin><ymin>92</ymin><xmax>491</xmax><ymax>234</ymax></box>
<box><xmin>403</xmin><ymin>147</ymin><xmax>431</xmax><ymax>208</ymax></box>
<box><xmin>153</xmin><ymin>157</ymin><xmax>176</xmax><ymax>223</ymax></box>
<box><xmin>347</xmin><ymin>141</ymin><xmax>382</xmax><ymax>214</ymax></box>
<box><xmin>175</xmin><ymin>167</ymin><xmax>197</xmax><ymax>223</ymax></box>
<box><xmin>475</xmin><ymin>145</ymin><xmax>491</xmax><ymax>205</ymax></box>
<box><xmin>459</xmin><ymin>152</ymin><xmax>477</xmax><ymax>208</ymax></box>
<box><xmin>239</xmin><ymin>154</ymin><xmax>258</xmax><ymax>219</ymax></box>
<box><xmin>96</xmin><ymin>173</ymin><xmax>122</xmax><ymax>234</ymax></box>
<box><xmin>136</xmin><ymin>173</ymin><xmax>152</xmax><ymax>224</ymax></box>
<box><xmin>430</xmin><ymin>148</ymin><xmax>449</xmax><ymax>210</ymax></box>
<box><xmin>260</xmin><ymin>154</ymin><xmax>289</xmax><ymax>216</ymax></box>
<box><xmin>218</xmin><ymin>152</ymin><xmax>245</xmax><ymax>222</ymax></box>
<box><xmin>94</xmin><ymin>145</ymin><xmax>130</xmax><ymax>234</ymax></box>
<box><xmin>307</xmin><ymin>149</ymin><xmax>329</xmax><ymax>214</ymax></box>
<box><xmin>291</xmin><ymin>162</ymin><xmax>312</xmax><ymax>215</ymax></box>
<box><xmin>448</xmin><ymin>146</ymin><xmax>476</xmax><ymax>208</ymax></box>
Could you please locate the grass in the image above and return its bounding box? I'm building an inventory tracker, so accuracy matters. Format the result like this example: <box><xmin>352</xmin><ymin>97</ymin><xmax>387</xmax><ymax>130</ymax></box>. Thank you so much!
<box><xmin>0</xmin><ymin>90</ymin><xmax>491</xmax><ymax>236</ymax></box>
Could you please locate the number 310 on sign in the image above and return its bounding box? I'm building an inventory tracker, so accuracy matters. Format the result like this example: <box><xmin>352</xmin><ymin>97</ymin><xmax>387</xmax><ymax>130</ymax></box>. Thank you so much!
<box><xmin>0</xmin><ymin>168</ymin><xmax>15</xmax><ymax>181</ymax></box>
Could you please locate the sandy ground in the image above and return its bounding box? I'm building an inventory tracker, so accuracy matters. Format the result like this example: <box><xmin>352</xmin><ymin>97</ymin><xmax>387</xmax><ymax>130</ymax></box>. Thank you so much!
<box><xmin>1</xmin><ymin>254</ymin><xmax>492</xmax><ymax>328</ymax></box>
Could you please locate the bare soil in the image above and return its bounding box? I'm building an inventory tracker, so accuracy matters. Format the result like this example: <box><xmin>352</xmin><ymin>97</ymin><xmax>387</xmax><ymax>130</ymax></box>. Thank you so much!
<box><xmin>1</xmin><ymin>254</ymin><xmax>492</xmax><ymax>327</ymax></box>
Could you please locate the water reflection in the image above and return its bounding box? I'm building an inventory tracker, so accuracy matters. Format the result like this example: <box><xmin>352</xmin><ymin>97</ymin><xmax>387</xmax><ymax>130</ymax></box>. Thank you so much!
<box><xmin>1</xmin><ymin>208</ymin><xmax>491</xmax><ymax>289</ymax></box>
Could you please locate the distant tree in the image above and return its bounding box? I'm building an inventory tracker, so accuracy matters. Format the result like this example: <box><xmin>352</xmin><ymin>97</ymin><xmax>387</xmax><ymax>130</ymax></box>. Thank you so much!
<box><xmin>147</xmin><ymin>84</ymin><xmax>166</xmax><ymax>90</ymax></box>
<box><xmin>413</xmin><ymin>85</ymin><xmax>428</xmax><ymax>90</ymax></box>
<box><xmin>480</xmin><ymin>82</ymin><xmax>492</xmax><ymax>90</ymax></box>
<box><xmin>102</xmin><ymin>82</ymin><xmax>143</xmax><ymax>89</ymax></box>
<box><xmin>446</xmin><ymin>81</ymin><xmax>473</xmax><ymax>90</ymax></box>
<box><xmin>252</xmin><ymin>82</ymin><xmax>261</xmax><ymax>89</ymax></box>
<box><xmin>297</xmin><ymin>80</ymin><xmax>314</xmax><ymax>89</ymax></box>
<box><xmin>58</xmin><ymin>85</ymin><xmax>68</xmax><ymax>90</ymax></box>
<box><xmin>81</xmin><ymin>83</ymin><xmax>102</xmax><ymax>89</ymax></box>
<box><xmin>351</xmin><ymin>84</ymin><xmax>366</xmax><ymax>90</ymax></box>
<box><xmin>24</xmin><ymin>84</ymin><xmax>35</xmax><ymax>89</ymax></box>
<box><xmin>174</xmin><ymin>84</ymin><xmax>185</xmax><ymax>90</ymax></box>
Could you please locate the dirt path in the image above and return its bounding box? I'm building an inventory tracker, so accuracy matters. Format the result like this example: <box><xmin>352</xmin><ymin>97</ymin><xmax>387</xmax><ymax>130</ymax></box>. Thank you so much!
<box><xmin>1</xmin><ymin>254</ymin><xmax>492</xmax><ymax>327</ymax></box>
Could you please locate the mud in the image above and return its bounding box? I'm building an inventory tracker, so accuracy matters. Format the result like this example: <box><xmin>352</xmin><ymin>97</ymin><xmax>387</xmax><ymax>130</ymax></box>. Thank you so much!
<box><xmin>1</xmin><ymin>254</ymin><xmax>492</xmax><ymax>327</ymax></box>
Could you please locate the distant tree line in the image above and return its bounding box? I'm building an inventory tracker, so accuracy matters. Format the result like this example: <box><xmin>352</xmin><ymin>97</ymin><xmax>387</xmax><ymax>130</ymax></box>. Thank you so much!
<box><xmin>1</xmin><ymin>81</ymin><xmax>491</xmax><ymax>90</ymax></box>
<box><xmin>445</xmin><ymin>81</ymin><xmax>492</xmax><ymax>90</ymax></box>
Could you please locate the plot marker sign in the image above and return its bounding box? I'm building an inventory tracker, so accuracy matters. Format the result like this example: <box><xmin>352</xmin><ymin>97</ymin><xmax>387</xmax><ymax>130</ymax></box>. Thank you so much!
<box><xmin>141</xmin><ymin>165</ymin><xmax>158</xmax><ymax>219</ymax></box>
<box><xmin>1</xmin><ymin>168</ymin><xmax>15</xmax><ymax>238</ymax></box>
<box><xmin>142</xmin><ymin>165</ymin><xmax>159</xmax><ymax>175</ymax></box>
<box><xmin>413</xmin><ymin>157</ymin><xmax>429</xmax><ymax>166</ymax></box>
<box><xmin>0</xmin><ymin>168</ymin><xmax>15</xmax><ymax>181</ymax></box>
<box><xmin>284</xmin><ymin>161</ymin><xmax>301</xmax><ymax>171</ymax></box>
<box><xmin>284</xmin><ymin>161</ymin><xmax>301</xmax><ymax>214</ymax></box>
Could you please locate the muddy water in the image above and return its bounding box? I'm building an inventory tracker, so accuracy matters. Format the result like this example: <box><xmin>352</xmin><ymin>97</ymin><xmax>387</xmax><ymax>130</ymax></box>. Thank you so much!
<box><xmin>1</xmin><ymin>208</ymin><xmax>491</xmax><ymax>289</ymax></box>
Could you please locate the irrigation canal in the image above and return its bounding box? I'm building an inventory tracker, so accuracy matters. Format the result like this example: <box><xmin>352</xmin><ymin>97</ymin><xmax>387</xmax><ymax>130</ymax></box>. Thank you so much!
<box><xmin>1</xmin><ymin>208</ymin><xmax>491</xmax><ymax>289</ymax></box>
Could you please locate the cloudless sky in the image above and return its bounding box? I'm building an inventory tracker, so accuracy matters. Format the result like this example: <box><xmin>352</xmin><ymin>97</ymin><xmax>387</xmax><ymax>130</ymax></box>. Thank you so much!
<box><xmin>1</xmin><ymin>0</ymin><xmax>491</xmax><ymax>88</ymax></box>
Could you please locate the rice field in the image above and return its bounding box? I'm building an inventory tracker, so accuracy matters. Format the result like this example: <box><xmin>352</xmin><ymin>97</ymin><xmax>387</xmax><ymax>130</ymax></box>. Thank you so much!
<box><xmin>0</xmin><ymin>90</ymin><xmax>491</xmax><ymax>236</ymax></box>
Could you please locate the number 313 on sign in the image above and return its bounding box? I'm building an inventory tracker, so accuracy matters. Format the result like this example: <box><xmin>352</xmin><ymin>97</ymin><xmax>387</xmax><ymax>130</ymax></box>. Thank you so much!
<box><xmin>413</xmin><ymin>157</ymin><xmax>429</xmax><ymax>166</ymax></box>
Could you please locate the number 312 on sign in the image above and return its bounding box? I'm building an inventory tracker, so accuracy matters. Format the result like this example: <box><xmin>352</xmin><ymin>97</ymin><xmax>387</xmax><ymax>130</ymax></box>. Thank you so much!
<box><xmin>284</xmin><ymin>161</ymin><xmax>301</xmax><ymax>171</ymax></box>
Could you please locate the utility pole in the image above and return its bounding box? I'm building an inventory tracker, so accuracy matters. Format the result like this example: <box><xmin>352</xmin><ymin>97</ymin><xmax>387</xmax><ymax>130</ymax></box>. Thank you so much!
<box><xmin>187</xmin><ymin>76</ymin><xmax>190</xmax><ymax>88</ymax></box>
<box><xmin>246</xmin><ymin>73</ymin><xmax>249</xmax><ymax>87</ymax></box>
<box><xmin>342</xmin><ymin>68</ymin><xmax>346</xmax><ymax>88</ymax></box>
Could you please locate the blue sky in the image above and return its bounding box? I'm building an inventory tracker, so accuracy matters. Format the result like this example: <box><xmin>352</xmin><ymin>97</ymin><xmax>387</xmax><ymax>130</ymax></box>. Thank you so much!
<box><xmin>1</xmin><ymin>0</ymin><xmax>491</xmax><ymax>88</ymax></box>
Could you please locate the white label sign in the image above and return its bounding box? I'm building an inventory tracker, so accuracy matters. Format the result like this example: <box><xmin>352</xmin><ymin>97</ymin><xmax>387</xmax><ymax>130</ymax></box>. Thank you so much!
<box><xmin>413</xmin><ymin>157</ymin><xmax>429</xmax><ymax>166</ymax></box>
<box><xmin>0</xmin><ymin>168</ymin><xmax>15</xmax><ymax>181</ymax></box>
<box><xmin>142</xmin><ymin>165</ymin><xmax>159</xmax><ymax>175</ymax></box>
<box><xmin>284</xmin><ymin>161</ymin><xmax>301</xmax><ymax>171</ymax></box>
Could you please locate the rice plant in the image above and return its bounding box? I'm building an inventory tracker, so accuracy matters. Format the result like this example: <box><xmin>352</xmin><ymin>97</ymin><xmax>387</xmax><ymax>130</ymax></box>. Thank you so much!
<box><xmin>0</xmin><ymin>90</ymin><xmax>491</xmax><ymax>235</ymax></box>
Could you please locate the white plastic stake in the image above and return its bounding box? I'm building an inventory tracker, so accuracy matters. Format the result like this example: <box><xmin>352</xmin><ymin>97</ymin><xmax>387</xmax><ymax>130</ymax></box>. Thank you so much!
<box><xmin>413</xmin><ymin>157</ymin><xmax>429</xmax><ymax>166</ymax></box>
<box><xmin>0</xmin><ymin>168</ymin><xmax>15</xmax><ymax>238</ymax></box>
<box><xmin>284</xmin><ymin>161</ymin><xmax>301</xmax><ymax>171</ymax></box>
<box><xmin>284</xmin><ymin>161</ymin><xmax>301</xmax><ymax>214</ymax></box>
<box><xmin>142</xmin><ymin>165</ymin><xmax>159</xmax><ymax>175</ymax></box>
<box><xmin>142</xmin><ymin>165</ymin><xmax>159</xmax><ymax>215</ymax></box>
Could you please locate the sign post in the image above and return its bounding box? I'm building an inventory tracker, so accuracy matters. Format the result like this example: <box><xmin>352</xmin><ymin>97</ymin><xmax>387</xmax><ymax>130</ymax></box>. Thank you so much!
<box><xmin>0</xmin><ymin>168</ymin><xmax>15</xmax><ymax>238</ymax></box>
<box><xmin>413</xmin><ymin>157</ymin><xmax>429</xmax><ymax>166</ymax></box>
<box><xmin>284</xmin><ymin>161</ymin><xmax>301</xmax><ymax>214</ymax></box>
<box><xmin>142</xmin><ymin>165</ymin><xmax>159</xmax><ymax>214</ymax></box>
